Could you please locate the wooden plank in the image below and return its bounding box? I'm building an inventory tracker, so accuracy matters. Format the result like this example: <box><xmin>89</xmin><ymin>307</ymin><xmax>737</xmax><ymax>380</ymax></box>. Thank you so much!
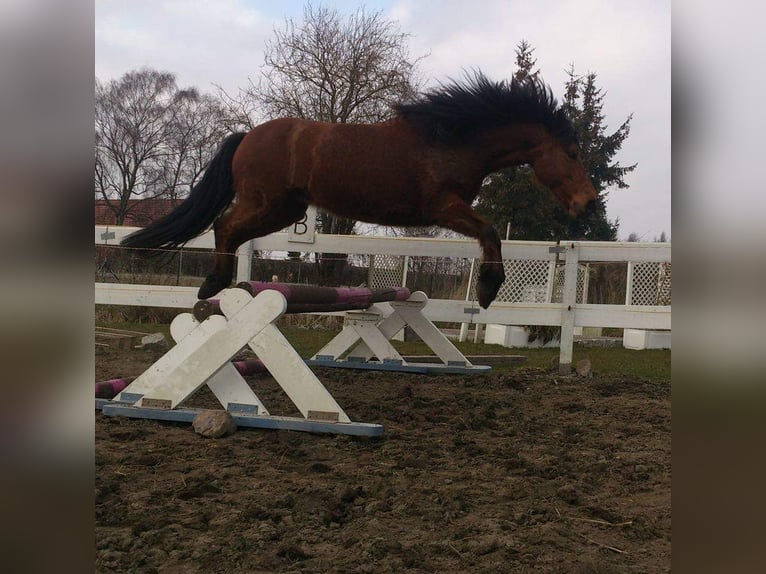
<box><xmin>96</xmin><ymin>283</ymin><xmax>198</xmax><ymax>308</ymax></box>
<box><xmin>96</xmin><ymin>326</ymin><xmax>151</xmax><ymax>336</ymax></box>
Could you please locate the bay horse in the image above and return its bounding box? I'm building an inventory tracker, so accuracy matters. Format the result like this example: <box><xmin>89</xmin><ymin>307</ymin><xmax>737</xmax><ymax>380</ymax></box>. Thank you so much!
<box><xmin>122</xmin><ymin>72</ymin><xmax>596</xmax><ymax>308</ymax></box>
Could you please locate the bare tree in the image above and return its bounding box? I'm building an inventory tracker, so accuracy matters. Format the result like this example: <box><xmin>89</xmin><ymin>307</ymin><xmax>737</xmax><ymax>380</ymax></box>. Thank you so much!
<box><xmin>224</xmin><ymin>2</ymin><xmax>424</xmax><ymax>282</ymax></box>
<box><xmin>215</xmin><ymin>86</ymin><xmax>260</xmax><ymax>133</ymax></box>
<box><xmin>95</xmin><ymin>69</ymin><xmax>178</xmax><ymax>224</ymax></box>
<box><xmin>95</xmin><ymin>68</ymin><xmax>229</xmax><ymax>224</ymax></box>
<box><xmin>160</xmin><ymin>89</ymin><xmax>230</xmax><ymax>202</ymax></box>
<box><xmin>217</xmin><ymin>4</ymin><xmax>424</xmax><ymax>132</ymax></box>
<box><xmin>257</xmin><ymin>3</ymin><xmax>423</xmax><ymax>125</ymax></box>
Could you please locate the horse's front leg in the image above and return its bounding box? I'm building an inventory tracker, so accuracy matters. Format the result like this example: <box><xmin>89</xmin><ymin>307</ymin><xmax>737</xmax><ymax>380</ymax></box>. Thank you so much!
<box><xmin>474</xmin><ymin>226</ymin><xmax>505</xmax><ymax>309</ymax></box>
<box><xmin>432</xmin><ymin>195</ymin><xmax>505</xmax><ymax>308</ymax></box>
<box><xmin>476</xmin><ymin>235</ymin><xmax>505</xmax><ymax>308</ymax></box>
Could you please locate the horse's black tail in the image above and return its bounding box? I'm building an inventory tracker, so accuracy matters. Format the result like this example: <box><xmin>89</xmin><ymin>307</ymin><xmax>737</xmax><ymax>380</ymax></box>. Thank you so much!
<box><xmin>121</xmin><ymin>132</ymin><xmax>247</xmax><ymax>253</ymax></box>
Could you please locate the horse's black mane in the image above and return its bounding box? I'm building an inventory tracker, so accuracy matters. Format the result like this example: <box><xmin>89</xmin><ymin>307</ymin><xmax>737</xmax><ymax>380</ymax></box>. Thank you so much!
<box><xmin>394</xmin><ymin>71</ymin><xmax>576</xmax><ymax>144</ymax></box>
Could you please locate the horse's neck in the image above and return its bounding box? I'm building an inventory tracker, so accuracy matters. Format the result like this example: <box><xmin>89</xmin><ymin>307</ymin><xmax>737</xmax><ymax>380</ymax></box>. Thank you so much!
<box><xmin>472</xmin><ymin>123</ymin><xmax>548</xmax><ymax>173</ymax></box>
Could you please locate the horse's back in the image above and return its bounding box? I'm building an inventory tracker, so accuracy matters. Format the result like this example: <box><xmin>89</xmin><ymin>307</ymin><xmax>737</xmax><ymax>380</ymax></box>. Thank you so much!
<box><xmin>234</xmin><ymin>118</ymin><xmax>338</xmax><ymax>189</ymax></box>
<box><xmin>308</xmin><ymin>121</ymin><xmax>425</xmax><ymax>221</ymax></box>
<box><xmin>232</xmin><ymin>117</ymin><xmax>428</xmax><ymax>224</ymax></box>
<box><xmin>235</xmin><ymin>118</ymin><xmax>416</xmax><ymax>186</ymax></box>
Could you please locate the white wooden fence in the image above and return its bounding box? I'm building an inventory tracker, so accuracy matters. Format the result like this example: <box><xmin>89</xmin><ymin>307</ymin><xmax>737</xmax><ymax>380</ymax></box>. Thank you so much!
<box><xmin>95</xmin><ymin>225</ymin><xmax>671</xmax><ymax>373</ymax></box>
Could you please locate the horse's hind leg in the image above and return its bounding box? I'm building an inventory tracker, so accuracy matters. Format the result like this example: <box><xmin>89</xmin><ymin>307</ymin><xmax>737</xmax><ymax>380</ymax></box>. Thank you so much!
<box><xmin>198</xmin><ymin>193</ymin><xmax>308</xmax><ymax>299</ymax></box>
<box><xmin>432</xmin><ymin>195</ymin><xmax>505</xmax><ymax>308</ymax></box>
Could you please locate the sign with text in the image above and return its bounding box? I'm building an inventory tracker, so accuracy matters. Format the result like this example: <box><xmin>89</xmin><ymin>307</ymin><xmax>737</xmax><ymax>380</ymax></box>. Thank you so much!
<box><xmin>287</xmin><ymin>205</ymin><xmax>317</xmax><ymax>244</ymax></box>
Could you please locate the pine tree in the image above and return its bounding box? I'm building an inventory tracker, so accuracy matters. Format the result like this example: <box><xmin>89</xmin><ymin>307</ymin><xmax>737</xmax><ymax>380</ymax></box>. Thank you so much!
<box><xmin>513</xmin><ymin>40</ymin><xmax>540</xmax><ymax>83</ymax></box>
<box><xmin>474</xmin><ymin>42</ymin><xmax>634</xmax><ymax>241</ymax></box>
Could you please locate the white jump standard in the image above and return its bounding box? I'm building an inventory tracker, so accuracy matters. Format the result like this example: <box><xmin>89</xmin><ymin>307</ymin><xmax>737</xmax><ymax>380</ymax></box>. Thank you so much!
<box><xmin>101</xmin><ymin>287</ymin><xmax>382</xmax><ymax>436</ymax></box>
<box><xmin>213</xmin><ymin>281</ymin><xmax>489</xmax><ymax>374</ymax></box>
<box><xmin>308</xmin><ymin>291</ymin><xmax>490</xmax><ymax>374</ymax></box>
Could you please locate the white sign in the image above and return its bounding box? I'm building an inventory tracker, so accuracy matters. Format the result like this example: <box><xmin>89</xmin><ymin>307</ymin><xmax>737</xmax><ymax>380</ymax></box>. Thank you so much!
<box><xmin>287</xmin><ymin>205</ymin><xmax>317</xmax><ymax>244</ymax></box>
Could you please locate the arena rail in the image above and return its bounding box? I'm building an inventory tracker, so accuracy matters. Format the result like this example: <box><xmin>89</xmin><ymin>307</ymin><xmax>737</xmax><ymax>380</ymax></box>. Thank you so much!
<box><xmin>96</xmin><ymin>225</ymin><xmax>671</xmax><ymax>374</ymax></box>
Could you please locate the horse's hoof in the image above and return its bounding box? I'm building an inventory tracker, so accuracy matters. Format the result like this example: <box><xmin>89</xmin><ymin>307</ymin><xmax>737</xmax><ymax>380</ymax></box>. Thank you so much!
<box><xmin>198</xmin><ymin>275</ymin><xmax>230</xmax><ymax>300</ymax></box>
<box><xmin>478</xmin><ymin>263</ymin><xmax>505</xmax><ymax>308</ymax></box>
<box><xmin>477</xmin><ymin>275</ymin><xmax>503</xmax><ymax>308</ymax></box>
<box><xmin>477</xmin><ymin>282</ymin><xmax>499</xmax><ymax>309</ymax></box>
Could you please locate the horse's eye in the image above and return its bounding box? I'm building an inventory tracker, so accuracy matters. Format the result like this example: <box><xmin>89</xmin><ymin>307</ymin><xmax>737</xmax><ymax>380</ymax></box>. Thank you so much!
<box><xmin>567</xmin><ymin>151</ymin><xmax>578</xmax><ymax>160</ymax></box>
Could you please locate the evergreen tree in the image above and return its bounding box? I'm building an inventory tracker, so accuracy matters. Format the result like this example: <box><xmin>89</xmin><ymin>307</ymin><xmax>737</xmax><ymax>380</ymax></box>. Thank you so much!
<box><xmin>474</xmin><ymin>42</ymin><xmax>635</xmax><ymax>241</ymax></box>
<box><xmin>513</xmin><ymin>40</ymin><xmax>540</xmax><ymax>83</ymax></box>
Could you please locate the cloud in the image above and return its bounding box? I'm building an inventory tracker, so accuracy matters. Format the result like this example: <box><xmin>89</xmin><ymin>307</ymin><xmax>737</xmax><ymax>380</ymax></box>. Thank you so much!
<box><xmin>96</xmin><ymin>0</ymin><xmax>273</xmax><ymax>94</ymax></box>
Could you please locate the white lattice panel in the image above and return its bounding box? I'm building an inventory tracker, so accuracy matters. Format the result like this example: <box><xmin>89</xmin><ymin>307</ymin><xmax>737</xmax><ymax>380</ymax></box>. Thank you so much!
<box><xmin>468</xmin><ymin>259</ymin><xmax>553</xmax><ymax>303</ymax></box>
<box><xmin>369</xmin><ymin>254</ymin><xmax>405</xmax><ymax>288</ymax></box>
<box><xmin>629</xmin><ymin>262</ymin><xmax>671</xmax><ymax>306</ymax></box>
<box><xmin>551</xmin><ymin>264</ymin><xmax>589</xmax><ymax>304</ymax></box>
<box><xmin>466</xmin><ymin>259</ymin><xmax>589</xmax><ymax>304</ymax></box>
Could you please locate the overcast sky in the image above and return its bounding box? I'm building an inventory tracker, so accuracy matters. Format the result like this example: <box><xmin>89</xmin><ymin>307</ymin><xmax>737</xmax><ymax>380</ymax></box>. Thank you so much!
<box><xmin>95</xmin><ymin>0</ymin><xmax>671</xmax><ymax>241</ymax></box>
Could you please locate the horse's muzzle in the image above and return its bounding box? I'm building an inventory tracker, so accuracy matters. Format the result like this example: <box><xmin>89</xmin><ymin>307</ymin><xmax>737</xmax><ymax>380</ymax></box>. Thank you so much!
<box><xmin>568</xmin><ymin>197</ymin><xmax>596</xmax><ymax>217</ymax></box>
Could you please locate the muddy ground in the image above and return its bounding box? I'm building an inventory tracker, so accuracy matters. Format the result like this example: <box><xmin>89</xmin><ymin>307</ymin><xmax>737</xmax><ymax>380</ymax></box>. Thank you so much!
<box><xmin>96</xmin><ymin>345</ymin><xmax>670</xmax><ymax>573</ymax></box>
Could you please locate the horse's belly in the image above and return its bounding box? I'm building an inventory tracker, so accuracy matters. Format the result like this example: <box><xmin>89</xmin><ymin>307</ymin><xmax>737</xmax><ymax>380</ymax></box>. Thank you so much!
<box><xmin>312</xmin><ymin>184</ymin><xmax>427</xmax><ymax>226</ymax></box>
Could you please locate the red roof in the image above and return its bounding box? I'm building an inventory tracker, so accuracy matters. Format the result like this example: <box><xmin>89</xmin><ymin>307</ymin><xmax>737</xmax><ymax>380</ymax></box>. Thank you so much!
<box><xmin>95</xmin><ymin>199</ymin><xmax>177</xmax><ymax>226</ymax></box>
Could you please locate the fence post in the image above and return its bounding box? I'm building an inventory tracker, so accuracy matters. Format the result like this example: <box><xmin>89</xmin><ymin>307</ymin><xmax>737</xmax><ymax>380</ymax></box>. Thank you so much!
<box><xmin>236</xmin><ymin>240</ymin><xmax>254</xmax><ymax>284</ymax></box>
<box><xmin>558</xmin><ymin>243</ymin><xmax>580</xmax><ymax>375</ymax></box>
<box><xmin>545</xmin><ymin>260</ymin><xmax>556</xmax><ymax>302</ymax></box>
<box><xmin>368</xmin><ymin>255</ymin><xmax>375</xmax><ymax>287</ymax></box>
<box><xmin>402</xmin><ymin>256</ymin><xmax>409</xmax><ymax>288</ymax></box>
<box><xmin>625</xmin><ymin>261</ymin><xmax>634</xmax><ymax>305</ymax></box>
<box><xmin>582</xmin><ymin>264</ymin><xmax>590</xmax><ymax>303</ymax></box>
<box><xmin>459</xmin><ymin>259</ymin><xmax>476</xmax><ymax>342</ymax></box>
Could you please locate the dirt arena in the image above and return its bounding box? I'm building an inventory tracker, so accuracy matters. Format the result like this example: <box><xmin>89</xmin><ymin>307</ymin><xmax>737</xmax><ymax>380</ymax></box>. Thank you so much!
<box><xmin>96</xmin><ymin>345</ymin><xmax>670</xmax><ymax>573</ymax></box>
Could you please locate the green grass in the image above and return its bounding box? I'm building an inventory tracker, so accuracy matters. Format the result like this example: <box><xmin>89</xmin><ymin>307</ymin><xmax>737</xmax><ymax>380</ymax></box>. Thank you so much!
<box><xmin>518</xmin><ymin>346</ymin><xmax>670</xmax><ymax>379</ymax></box>
<box><xmin>382</xmin><ymin>336</ymin><xmax>669</xmax><ymax>380</ymax></box>
<box><xmin>98</xmin><ymin>321</ymin><xmax>671</xmax><ymax>381</ymax></box>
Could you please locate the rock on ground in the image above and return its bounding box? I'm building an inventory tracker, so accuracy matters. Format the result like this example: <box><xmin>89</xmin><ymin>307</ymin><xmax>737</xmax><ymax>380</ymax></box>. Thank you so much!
<box><xmin>192</xmin><ymin>410</ymin><xmax>237</xmax><ymax>438</ymax></box>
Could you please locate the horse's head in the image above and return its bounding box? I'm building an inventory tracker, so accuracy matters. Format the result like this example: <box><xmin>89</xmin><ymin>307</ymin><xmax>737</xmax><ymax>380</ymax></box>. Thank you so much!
<box><xmin>529</xmin><ymin>135</ymin><xmax>597</xmax><ymax>216</ymax></box>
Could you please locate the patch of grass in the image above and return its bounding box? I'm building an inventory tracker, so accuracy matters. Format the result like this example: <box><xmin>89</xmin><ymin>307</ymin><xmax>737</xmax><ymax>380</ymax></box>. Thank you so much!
<box><xmin>276</xmin><ymin>327</ymin><xmax>339</xmax><ymax>357</ymax></box>
<box><xmin>286</xmin><ymin>328</ymin><xmax>670</xmax><ymax>380</ymax></box>
<box><xmin>95</xmin><ymin>321</ymin><xmax>670</xmax><ymax>381</ymax></box>
<box><xmin>516</xmin><ymin>346</ymin><xmax>670</xmax><ymax>380</ymax></box>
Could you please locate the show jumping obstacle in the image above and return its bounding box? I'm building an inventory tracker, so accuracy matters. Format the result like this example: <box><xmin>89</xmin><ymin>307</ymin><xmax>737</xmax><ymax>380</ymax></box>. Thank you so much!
<box><xmin>97</xmin><ymin>283</ymin><xmax>489</xmax><ymax>436</ymax></box>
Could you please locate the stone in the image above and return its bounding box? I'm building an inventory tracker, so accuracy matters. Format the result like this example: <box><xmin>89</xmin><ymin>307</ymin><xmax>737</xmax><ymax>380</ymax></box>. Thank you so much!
<box><xmin>192</xmin><ymin>410</ymin><xmax>237</xmax><ymax>438</ymax></box>
<box><xmin>575</xmin><ymin>358</ymin><xmax>592</xmax><ymax>378</ymax></box>
<box><xmin>139</xmin><ymin>332</ymin><xmax>168</xmax><ymax>351</ymax></box>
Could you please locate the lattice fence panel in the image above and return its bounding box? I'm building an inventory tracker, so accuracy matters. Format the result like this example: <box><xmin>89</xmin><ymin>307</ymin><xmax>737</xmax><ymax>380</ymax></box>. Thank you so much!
<box><xmin>629</xmin><ymin>262</ymin><xmax>672</xmax><ymax>306</ymax></box>
<box><xmin>467</xmin><ymin>259</ymin><xmax>552</xmax><ymax>303</ymax></box>
<box><xmin>368</xmin><ymin>254</ymin><xmax>405</xmax><ymax>289</ymax></box>
<box><xmin>466</xmin><ymin>259</ymin><xmax>590</xmax><ymax>304</ymax></box>
<box><xmin>551</xmin><ymin>264</ymin><xmax>589</xmax><ymax>304</ymax></box>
